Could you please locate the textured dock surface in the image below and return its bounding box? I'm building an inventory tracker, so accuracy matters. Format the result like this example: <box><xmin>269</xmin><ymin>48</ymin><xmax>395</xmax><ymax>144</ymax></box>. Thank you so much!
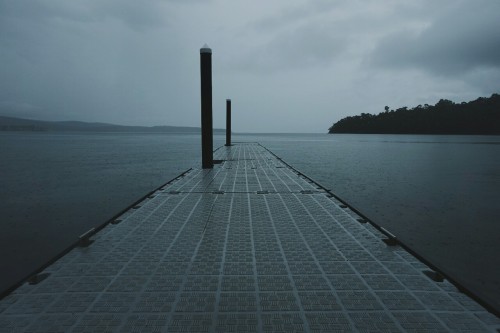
<box><xmin>1</xmin><ymin>143</ymin><xmax>498</xmax><ymax>332</ymax></box>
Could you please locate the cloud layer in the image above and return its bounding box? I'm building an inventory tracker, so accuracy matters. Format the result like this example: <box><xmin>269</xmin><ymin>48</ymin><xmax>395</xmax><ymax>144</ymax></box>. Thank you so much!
<box><xmin>369</xmin><ymin>0</ymin><xmax>500</xmax><ymax>76</ymax></box>
<box><xmin>1</xmin><ymin>0</ymin><xmax>499</xmax><ymax>132</ymax></box>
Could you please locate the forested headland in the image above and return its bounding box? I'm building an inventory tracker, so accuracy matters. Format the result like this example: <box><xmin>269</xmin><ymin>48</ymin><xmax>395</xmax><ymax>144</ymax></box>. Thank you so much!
<box><xmin>328</xmin><ymin>93</ymin><xmax>500</xmax><ymax>134</ymax></box>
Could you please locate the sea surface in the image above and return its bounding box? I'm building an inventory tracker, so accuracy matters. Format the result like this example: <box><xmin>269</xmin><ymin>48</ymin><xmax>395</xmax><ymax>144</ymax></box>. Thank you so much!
<box><xmin>0</xmin><ymin>132</ymin><xmax>499</xmax><ymax>311</ymax></box>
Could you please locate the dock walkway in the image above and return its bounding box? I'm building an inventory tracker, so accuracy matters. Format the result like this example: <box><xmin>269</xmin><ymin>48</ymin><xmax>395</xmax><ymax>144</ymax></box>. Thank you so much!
<box><xmin>1</xmin><ymin>143</ymin><xmax>498</xmax><ymax>332</ymax></box>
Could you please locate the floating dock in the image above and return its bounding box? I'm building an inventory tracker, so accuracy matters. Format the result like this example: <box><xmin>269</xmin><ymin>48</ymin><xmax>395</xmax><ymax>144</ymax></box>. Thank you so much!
<box><xmin>0</xmin><ymin>143</ymin><xmax>498</xmax><ymax>332</ymax></box>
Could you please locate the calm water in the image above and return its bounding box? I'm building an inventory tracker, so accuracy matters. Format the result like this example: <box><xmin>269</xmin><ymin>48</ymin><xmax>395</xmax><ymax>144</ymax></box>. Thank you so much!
<box><xmin>0</xmin><ymin>132</ymin><xmax>215</xmax><ymax>294</ymax></box>
<box><xmin>1</xmin><ymin>132</ymin><xmax>499</xmax><ymax>311</ymax></box>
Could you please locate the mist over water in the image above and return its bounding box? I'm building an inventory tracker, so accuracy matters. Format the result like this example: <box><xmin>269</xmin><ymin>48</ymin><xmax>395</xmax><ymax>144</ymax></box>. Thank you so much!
<box><xmin>0</xmin><ymin>132</ymin><xmax>498</xmax><ymax>311</ymax></box>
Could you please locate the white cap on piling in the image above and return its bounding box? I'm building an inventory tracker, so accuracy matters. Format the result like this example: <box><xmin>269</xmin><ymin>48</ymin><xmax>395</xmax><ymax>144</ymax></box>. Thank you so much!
<box><xmin>200</xmin><ymin>43</ymin><xmax>212</xmax><ymax>54</ymax></box>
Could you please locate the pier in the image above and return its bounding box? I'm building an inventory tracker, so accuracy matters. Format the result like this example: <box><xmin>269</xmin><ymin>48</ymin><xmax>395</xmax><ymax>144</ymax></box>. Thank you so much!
<box><xmin>0</xmin><ymin>143</ymin><xmax>498</xmax><ymax>332</ymax></box>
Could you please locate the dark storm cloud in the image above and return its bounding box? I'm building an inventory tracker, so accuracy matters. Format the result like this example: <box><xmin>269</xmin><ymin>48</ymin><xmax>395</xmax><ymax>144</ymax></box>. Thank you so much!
<box><xmin>251</xmin><ymin>1</ymin><xmax>333</xmax><ymax>31</ymax></box>
<box><xmin>275</xmin><ymin>23</ymin><xmax>347</xmax><ymax>66</ymax></box>
<box><xmin>0</xmin><ymin>0</ymin><xmax>169</xmax><ymax>29</ymax></box>
<box><xmin>237</xmin><ymin>22</ymin><xmax>348</xmax><ymax>72</ymax></box>
<box><xmin>233</xmin><ymin>1</ymin><xmax>377</xmax><ymax>73</ymax></box>
<box><xmin>369</xmin><ymin>1</ymin><xmax>500</xmax><ymax>76</ymax></box>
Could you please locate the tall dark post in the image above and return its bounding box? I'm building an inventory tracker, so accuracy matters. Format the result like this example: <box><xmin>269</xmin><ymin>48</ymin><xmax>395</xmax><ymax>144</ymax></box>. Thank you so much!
<box><xmin>225</xmin><ymin>99</ymin><xmax>231</xmax><ymax>146</ymax></box>
<box><xmin>200</xmin><ymin>44</ymin><xmax>213</xmax><ymax>169</ymax></box>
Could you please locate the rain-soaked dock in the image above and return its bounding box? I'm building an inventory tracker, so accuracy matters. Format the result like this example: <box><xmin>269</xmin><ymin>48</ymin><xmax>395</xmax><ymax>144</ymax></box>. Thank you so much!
<box><xmin>0</xmin><ymin>143</ymin><xmax>498</xmax><ymax>332</ymax></box>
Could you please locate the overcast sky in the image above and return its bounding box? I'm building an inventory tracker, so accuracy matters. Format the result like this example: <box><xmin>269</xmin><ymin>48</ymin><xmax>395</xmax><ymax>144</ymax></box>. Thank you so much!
<box><xmin>1</xmin><ymin>0</ymin><xmax>499</xmax><ymax>133</ymax></box>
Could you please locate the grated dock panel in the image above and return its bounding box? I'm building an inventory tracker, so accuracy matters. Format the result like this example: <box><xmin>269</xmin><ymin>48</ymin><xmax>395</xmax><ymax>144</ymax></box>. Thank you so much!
<box><xmin>0</xmin><ymin>143</ymin><xmax>498</xmax><ymax>332</ymax></box>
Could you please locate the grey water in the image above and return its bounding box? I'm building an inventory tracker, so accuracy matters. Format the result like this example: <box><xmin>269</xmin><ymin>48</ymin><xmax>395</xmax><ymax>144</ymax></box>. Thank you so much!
<box><xmin>0</xmin><ymin>132</ymin><xmax>209</xmax><ymax>295</ymax></box>
<box><xmin>0</xmin><ymin>132</ymin><xmax>499</xmax><ymax>312</ymax></box>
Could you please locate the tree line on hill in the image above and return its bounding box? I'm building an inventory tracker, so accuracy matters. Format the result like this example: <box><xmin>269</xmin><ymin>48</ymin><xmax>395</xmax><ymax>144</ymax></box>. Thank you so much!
<box><xmin>328</xmin><ymin>93</ymin><xmax>500</xmax><ymax>134</ymax></box>
<box><xmin>0</xmin><ymin>116</ymin><xmax>226</xmax><ymax>133</ymax></box>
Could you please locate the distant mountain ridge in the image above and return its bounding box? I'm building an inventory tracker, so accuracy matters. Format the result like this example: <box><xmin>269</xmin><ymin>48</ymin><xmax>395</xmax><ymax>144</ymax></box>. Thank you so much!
<box><xmin>329</xmin><ymin>93</ymin><xmax>500</xmax><ymax>135</ymax></box>
<box><xmin>0</xmin><ymin>116</ymin><xmax>226</xmax><ymax>133</ymax></box>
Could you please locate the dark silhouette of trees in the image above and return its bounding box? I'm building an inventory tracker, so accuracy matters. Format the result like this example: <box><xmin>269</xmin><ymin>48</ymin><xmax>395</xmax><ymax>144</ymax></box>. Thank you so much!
<box><xmin>328</xmin><ymin>93</ymin><xmax>500</xmax><ymax>134</ymax></box>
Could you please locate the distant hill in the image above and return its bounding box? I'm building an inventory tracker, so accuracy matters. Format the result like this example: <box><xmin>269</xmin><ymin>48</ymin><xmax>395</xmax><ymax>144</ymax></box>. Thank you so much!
<box><xmin>329</xmin><ymin>93</ymin><xmax>500</xmax><ymax>135</ymax></box>
<box><xmin>0</xmin><ymin>116</ymin><xmax>226</xmax><ymax>134</ymax></box>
